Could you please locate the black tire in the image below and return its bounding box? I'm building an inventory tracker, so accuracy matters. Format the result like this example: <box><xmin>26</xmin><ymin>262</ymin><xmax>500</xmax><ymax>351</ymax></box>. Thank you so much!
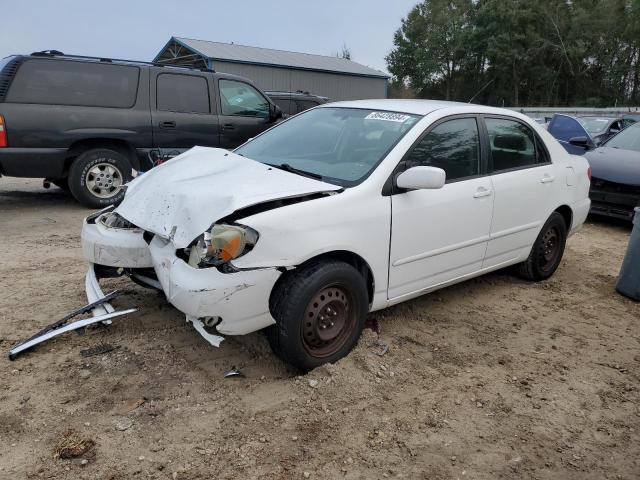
<box><xmin>267</xmin><ymin>260</ymin><xmax>369</xmax><ymax>371</ymax></box>
<box><xmin>68</xmin><ymin>148</ymin><xmax>132</xmax><ymax>208</ymax></box>
<box><xmin>516</xmin><ymin>212</ymin><xmax>567</xmax><ymax>281</ymax></box>
<box><xmin>52</xmin><ymin>178</ymin><xmax>69</xmax><ymax>192</ymax></box>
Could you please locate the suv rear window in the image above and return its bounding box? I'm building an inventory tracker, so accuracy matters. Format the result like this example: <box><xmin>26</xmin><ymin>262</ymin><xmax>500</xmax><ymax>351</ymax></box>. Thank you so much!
<box><xmin>6</xmin><ymin>59</ymin><xmax>139</xmax><ymax>108</ymax></box>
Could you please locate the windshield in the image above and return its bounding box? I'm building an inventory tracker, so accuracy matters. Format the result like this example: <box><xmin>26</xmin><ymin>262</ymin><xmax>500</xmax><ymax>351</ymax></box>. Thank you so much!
<box><xmin>235</xmin><ymin>107</ymin><xmax>421</xmax><ymax>186</ymax></box>
<box><xmin>603</xmin><ymin>123</ymin><xmax>640</xmax><ymax>152</ymax></box>
<box><xmin>578</xmin><ymin>117</ymin><xmax>613</xmax><ymax>134</ymax></box>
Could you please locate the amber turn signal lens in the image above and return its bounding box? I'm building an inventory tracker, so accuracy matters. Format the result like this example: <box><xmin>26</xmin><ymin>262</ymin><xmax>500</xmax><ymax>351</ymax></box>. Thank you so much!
<box><xmin>209</xmin><ymin>225</ymin><xmax>247</xmax><ymax>262</ymax></box>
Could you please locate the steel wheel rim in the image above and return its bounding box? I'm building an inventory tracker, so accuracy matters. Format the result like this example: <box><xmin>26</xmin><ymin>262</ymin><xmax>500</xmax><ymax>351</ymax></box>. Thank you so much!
<box><xmin>85</xmin><ymin>161</ymin><xmax>123</xmax><ymax>199</ymax></box>
<box><xmin>302</xmin><ymin>284</ymin><xmax>356</xmax><ymax>358</ymax></box>
<box><xmin>539</xmin><ymin>226</ymin><xmax>561</xmax><ymax>271</ymax></box>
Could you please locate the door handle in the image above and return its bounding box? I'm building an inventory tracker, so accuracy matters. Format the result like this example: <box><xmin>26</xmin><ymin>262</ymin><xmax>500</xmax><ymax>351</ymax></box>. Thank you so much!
<box><xmin>473</xmin><ymin>187</ymin><xmax>492</xmax><ymax>198</ymax></box>
<box><xmin>159</xmin><ymin>121</ymin><xmax>176</xmax><ymax>129</ymax></box>
<box><xmin>540</xmin><ymin>175</ymin><xmax>555</xmax><ymax>184</ymax></box>
<box><xmin>221</xmin><ymin>124</ymin><xmax>235</xmax><ymax>131</ymax></box>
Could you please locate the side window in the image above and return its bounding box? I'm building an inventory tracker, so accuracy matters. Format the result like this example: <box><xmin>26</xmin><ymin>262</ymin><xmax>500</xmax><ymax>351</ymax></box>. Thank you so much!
<box><xmin>405</xmin><ymin>118</ymin><xmax>480</xmax><ymax>182</ymax></box>
<box><xmin>486</xmin><ymin>118</ymin><xmax>539</xmax><ymax>172</ymax></box>
<box><xmin>219</xmin><ymin>80</ymin><xmax>269</xmax><ymax>118</ymax></box>
<box><xmin>157</xmin><ymin>74</ymin><xmax>210</xmax><ymax>113</ymax></box>
<box><xmin>272</xmin><ymin>97</ymin><xmax>294</xmax><ymax>115</ymax></box>
<box><xmin>6</xmin><ymin>59</ymin><xmax>139</xmax><ymax>108</ymax></box>
<box><xmin>549</xmin><ymin>115</ymin><xmax>587</xmax><ymax>141</ymax></box>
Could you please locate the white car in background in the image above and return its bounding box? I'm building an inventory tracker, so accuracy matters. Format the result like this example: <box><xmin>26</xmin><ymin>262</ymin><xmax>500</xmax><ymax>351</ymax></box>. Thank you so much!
<box><xmin>81</xmin><ymin>100</ymin><xmax>591</xmax><ymax>370</ymax></box>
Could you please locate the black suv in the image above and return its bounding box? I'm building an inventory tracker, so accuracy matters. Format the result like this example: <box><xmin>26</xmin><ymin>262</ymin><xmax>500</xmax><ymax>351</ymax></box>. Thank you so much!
<box><xmin>265</xmin><ymin>91</ymin><xmax>328</xmax><ymax>117</ymax></box>
<box><xmin>0</xmin><ymin>51</ymin><xmax>282</xmax><ymax>207</ymax></box>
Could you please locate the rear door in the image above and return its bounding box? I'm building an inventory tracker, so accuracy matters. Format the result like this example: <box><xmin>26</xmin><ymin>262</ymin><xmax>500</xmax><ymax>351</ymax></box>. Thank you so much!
<box><xmin>482</xmin><ymin>116</ymin><xmax>557</xmax><ymax>268</ymax></box>
<box><xmin>217</xmin><ymin>79</ymin><xmax>273</xmax><ymax>148</ymax></box>
<box><xmin>547</xmin><ymin>114</ymin><xmax>592</xmax><ymax>154</ymax></box>
<box><xmin>150</xmin><ymin>70</ymin><xmax>220</xmax><ymax>152</ymax></box>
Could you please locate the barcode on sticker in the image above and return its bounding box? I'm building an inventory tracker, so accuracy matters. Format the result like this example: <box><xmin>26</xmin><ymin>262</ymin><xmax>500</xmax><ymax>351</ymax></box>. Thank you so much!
<box><xmin>365</xmin><ymin>112</ymin><xmax>411</xmax><ymax>123</ymax></box>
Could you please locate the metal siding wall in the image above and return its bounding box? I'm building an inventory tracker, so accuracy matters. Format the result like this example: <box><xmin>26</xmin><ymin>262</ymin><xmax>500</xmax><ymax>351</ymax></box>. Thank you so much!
<box><xmin>212</xmin><ymin>61</ymin><xmax>387</xmax><ymax>101</ymax></box>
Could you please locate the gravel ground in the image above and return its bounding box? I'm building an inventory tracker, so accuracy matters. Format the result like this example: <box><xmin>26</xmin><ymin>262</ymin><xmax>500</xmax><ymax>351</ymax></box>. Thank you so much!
<box><xmin>0</xmin><ymin>177</ymin><xmax>638</xmax><ymax>480</ymax></box>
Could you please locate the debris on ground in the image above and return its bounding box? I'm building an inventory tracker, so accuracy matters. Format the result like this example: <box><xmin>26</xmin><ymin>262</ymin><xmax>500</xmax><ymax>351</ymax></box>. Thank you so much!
<box><xmin>223</xmin><ymin>366</ymin><xmax>244</xmax><ymax>378</ymax></box>
<box><xmin>374</xmin><ymin>341</ymin><xmax>389</xmax><ymax>356</ymax></box>
<box><xmin>53</xmin><ymin>430</ymin><xmax>95</xmax><ymax>459</ymax></box>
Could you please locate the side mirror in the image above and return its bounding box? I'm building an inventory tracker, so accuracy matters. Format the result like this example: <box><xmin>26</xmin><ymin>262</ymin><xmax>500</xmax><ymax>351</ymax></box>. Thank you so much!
<box><xmin>269</xmin><ymin>104</ymin><xmax>283</xmax><ymax>121</ymax></box>
<box><xmin>396</xmin><ymin>166</ymin><xmax>446</xmax><ymax>190</ymax></box>
<box><xmin>568</xmin><ymin>136</ymin><xmax>590</xmax><ymax>149</ymax></box>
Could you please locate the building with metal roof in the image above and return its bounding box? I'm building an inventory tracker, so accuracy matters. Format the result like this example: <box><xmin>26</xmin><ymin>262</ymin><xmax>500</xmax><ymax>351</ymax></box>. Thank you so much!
<box><xmin>154</xmin><ymin>37</ymin><xmax>389</xmax><ymax>101</ymax></box>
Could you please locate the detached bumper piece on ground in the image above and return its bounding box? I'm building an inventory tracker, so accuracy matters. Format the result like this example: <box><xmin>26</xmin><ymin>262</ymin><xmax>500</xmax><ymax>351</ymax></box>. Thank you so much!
<box><xmin>8</xmin><ymin>286</ymin><xmax>137</xmax><ymax>361</ymax></box>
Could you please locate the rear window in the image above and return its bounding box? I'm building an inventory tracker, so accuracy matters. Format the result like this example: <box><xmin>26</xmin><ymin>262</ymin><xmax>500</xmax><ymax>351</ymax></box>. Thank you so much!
<box><xmin>156</xmin><ymin>73</ymin><xmax>210</xmax><ymax>113</ymax></box>
<box><xmin>6</xmin><ymin>59</ymin><xmax>139</xmax><ymax>108</ymax></box>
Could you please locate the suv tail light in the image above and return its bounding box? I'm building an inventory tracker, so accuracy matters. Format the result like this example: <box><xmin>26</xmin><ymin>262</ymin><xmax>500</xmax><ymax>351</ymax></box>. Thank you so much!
<box><xmin>587</xmin><ymin>166</ymin><xmax>592</xmax><ymax>181</ymax></box>
<box><xmin>0</xmin><ymin>115</ymin><xmax>7</xmax><ymax>148</ymax></box>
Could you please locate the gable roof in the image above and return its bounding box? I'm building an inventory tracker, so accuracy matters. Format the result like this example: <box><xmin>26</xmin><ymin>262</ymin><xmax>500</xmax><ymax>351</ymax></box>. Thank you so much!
<box><xmin>157</xmin><ymin>37</ymin><xmax>389</xmax><ymax>79</ymax></box>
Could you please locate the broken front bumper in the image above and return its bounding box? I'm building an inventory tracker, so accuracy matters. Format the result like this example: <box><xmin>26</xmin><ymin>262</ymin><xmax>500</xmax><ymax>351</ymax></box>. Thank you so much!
<box><xmin>81</xmin><ymin>217</ymin><xmax>153</xmax><ymax>268</ymax></box>
<box><xmin>82</xmin><ymin>218</ymin><xmax>282</xmax><ymax>338</ymax></box>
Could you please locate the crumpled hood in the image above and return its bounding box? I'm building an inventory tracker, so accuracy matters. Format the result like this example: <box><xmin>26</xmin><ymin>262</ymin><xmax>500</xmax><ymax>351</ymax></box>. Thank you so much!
<box><xmin>116</xmin><ymin>147</ymin><xmax>341</xmax><ymax>248</ymax></box>
<box><xmin>585</xmin><ymin>147</ymin><xmax>640</xmax><ymax>185</ymax></box>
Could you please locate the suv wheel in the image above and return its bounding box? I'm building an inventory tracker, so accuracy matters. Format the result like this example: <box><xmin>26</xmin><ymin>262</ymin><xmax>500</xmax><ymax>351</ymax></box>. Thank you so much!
<box><xmin>267</xmin><ymin>260</ymin><xmax>369</xmax><ymax>371</ymax></box>
<box><xmin>68</xmin><ymin>148</ymin><xmax>132</xmax><ymax>208</ymax></box>
<box><xmin>516</xmin><ymin>212</ymin><xmax>567</xmax><ymax>281</ymax></box>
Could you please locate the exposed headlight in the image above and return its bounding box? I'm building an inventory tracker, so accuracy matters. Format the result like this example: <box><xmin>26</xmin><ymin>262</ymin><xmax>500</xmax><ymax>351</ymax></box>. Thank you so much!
<box><xmin>100</xmin><ymin>211</ymin><xmax>137</xmax><ymax>229</ymax></box>
<box><xmin>187</xmin><ymin>224</ymin><xmax>258</xmax><ymax>268</ymax></box>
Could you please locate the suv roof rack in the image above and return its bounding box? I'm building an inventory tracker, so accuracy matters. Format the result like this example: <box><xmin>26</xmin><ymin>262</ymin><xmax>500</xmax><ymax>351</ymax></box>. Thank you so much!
<box><xmin>29</xmin><ymin>50</ymin><xmax>216</xmax><ymax>73</ymax></box>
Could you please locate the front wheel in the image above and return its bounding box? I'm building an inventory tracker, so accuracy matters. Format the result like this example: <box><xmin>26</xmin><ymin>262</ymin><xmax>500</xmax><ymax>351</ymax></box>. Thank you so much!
<box><xmin>68</xmin><ymin>148</ymin><xmax>132</xmax><ymax>208</ymax></box>
<box><xmin>267</xmin><ymin>260</ymin><xmax>369</xmax><ymax>371</ymax></box>
<box><xmin>516</xmin><ymin>212</ymin><xmax>568</xmax><ymax>281</ymax></box>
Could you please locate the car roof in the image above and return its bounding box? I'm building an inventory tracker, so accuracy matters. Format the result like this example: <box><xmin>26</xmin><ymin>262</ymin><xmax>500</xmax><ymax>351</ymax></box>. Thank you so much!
<box><xmin>321</xmin><ymin>99</ymin><xmax>524</xmax><ymax>117</ymax></box>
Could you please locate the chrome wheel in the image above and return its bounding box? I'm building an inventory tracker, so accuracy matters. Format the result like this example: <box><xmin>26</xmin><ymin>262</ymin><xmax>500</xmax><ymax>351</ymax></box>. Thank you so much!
<box><xmin>85</xmin><ymin>162</ymin><xmax>123</xmax><ymax>199</ymax></box>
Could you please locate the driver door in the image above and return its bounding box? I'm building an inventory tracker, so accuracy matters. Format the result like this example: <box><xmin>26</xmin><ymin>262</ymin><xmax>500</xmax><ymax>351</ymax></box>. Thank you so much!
<box><xmin>388</xmin><ymin>117</ymin><xmax>494</xmax><ymax>300</ymax></box>
<box><xmin>217</xmin><ymin>79</ymin><xmax>274</xmax><ymax>148</ymax></box>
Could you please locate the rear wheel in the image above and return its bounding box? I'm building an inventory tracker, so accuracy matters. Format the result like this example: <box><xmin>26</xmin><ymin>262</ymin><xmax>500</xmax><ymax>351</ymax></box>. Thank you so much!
<box><xmin>267</xmin><ymin>260</ymin><xmax>368</xmax><ymax>371</ymax></box>
<box><xmin>68</xmin><ymin>148</ymin><xmax>132</xmax><ymax>208</ymax></box>
<box><xmin>516</xmin><ymin>212</ymin><xmax>567</xmax><ymax>281</ymax></box>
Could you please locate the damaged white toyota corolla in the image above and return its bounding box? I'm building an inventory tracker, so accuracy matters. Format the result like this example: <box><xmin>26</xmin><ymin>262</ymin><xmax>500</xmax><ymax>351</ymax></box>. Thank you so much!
<box><xmin>81</xmin><ymin>100</ymin><xmax>591</xmax><ymax>370</ymax></box>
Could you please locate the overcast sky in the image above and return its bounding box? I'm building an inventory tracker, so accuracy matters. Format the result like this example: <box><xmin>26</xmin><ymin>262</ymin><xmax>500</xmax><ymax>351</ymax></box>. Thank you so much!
<box><xmin>1</xmin><ymin>0</ymin><xmax>418</xmax><ymax>73</ymax></box>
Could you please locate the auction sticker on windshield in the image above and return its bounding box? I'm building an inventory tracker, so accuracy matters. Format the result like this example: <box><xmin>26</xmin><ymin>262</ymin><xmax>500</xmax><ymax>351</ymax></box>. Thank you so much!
<box><xmin>365</xmin><ymin>112</ymin><xmax>412</xmax><ymax>123</ymax></box>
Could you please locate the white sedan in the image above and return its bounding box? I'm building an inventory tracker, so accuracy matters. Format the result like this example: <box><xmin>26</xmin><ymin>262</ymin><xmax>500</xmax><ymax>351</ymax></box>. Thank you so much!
<box><xmin>81</xmin><ymin>100</ymin><xmax>591</xmax><ymax>370</ymax></box>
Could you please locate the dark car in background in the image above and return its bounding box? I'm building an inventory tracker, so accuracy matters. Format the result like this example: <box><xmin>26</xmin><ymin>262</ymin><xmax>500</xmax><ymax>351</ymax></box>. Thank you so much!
<box><xmin>547</xmin><ymin>114</ymin><xmax>624</xmax><ymax>154</ymax></box>
<box><xmin>265</xmin><ymin>91</ymin><xmax>328</xmax><ymax>117</ymax></box>
<box><xmin>585</xmin><ymin>122</ymin><xmax>640</xmax><ymax>220</ymax></box>
<box><xmin>0</xmin><ymin>51</ymin><xmax>282</xmax><ymax>207</ymax></box>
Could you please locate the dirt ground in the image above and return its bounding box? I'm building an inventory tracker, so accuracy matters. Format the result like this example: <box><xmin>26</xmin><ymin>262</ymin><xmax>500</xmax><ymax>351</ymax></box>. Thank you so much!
<box><xmin>0</xmin><ymin>177</ymin><xmax>638</xmax><ymax>480</ymax></box>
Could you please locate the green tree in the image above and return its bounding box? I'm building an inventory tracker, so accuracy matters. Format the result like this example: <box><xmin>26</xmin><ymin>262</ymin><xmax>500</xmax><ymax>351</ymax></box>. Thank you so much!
<box><xmin>386</xmin><ymin>0</ymin><xmax>478</xmax><ymax>100</ymax></box>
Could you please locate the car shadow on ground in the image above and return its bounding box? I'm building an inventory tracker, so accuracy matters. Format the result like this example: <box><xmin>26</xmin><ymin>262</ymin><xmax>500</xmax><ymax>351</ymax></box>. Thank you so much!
<box><xmin>586</xmin><ymin>213</ymin><xmax>634</xmax><ymax>231</ymax></box>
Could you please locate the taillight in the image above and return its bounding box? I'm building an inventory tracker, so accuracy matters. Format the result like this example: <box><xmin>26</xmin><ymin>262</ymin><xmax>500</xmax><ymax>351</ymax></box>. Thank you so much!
<box><xmin>0</xmin><ymin>115</ymin><xmax>7</xmax><ymax>148</ymax></box>
<box><xmin>587</xmin><ymin>166</ymin><xmax>592</xmax><ymax>181</ymax></box>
